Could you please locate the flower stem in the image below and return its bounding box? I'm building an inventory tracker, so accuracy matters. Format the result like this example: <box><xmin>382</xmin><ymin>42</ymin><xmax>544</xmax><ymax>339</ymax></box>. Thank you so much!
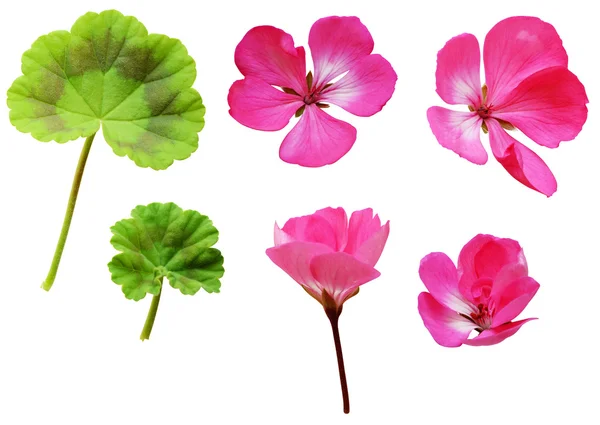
<box><xmin>42</xmin><ymin>133</ymin><xmax>96</xmax><ymax>291</ymax></box>
<box><xmin>326</xmin><ymin>309</ymin><xmax>350</xmax><ymax>414</ymax></box>
<box><xmin>140</xmin><ymin>283</ymin><xmax>163</xmax><ymax>341</ymax></box>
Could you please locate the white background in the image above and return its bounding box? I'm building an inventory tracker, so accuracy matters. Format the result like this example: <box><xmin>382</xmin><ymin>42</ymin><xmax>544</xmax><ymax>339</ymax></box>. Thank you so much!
<box><xmin>0</xmin><ymin>0</ymin><xmax>598</xmax><ymax>423</ymax></box>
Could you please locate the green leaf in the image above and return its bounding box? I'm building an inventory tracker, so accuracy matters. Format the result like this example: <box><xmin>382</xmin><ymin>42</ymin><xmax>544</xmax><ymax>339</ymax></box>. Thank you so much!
<box><xmin>7</xmin><ymin>9</ymin><xmax>205</xmax><ymax>170</ymax></box>
<box><xmin>108</xmin><ymin>202</ymin><xmax>224</xmax><ymax>301</ymax></box>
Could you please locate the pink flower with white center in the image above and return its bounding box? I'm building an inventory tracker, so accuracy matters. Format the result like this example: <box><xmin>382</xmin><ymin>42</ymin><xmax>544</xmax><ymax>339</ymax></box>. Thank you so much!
<box><xmin>228</xmin><ymin>16</ymin><xmax>397</xmax><ymax>167</ymax></box>
<box><xmin>427</xmin><ymin>16</ymin><xmax>588</xmax><ymax>196</ymax></box>
<box><xmin>266</xmin><ymin>207</ymin><xmax>390</xmax><ymax>413</ymax></box>
<box><xmin>418</xmin><ymin>234</ymin><xmax>540</xmax><ymax>347</ymax></box>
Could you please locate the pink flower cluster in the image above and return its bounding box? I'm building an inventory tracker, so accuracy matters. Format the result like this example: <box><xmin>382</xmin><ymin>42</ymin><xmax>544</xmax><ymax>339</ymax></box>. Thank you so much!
<box><xmin>226</xmin><ymin>13</ymin><xmax>585</xmax><ymax>415</ymax></box>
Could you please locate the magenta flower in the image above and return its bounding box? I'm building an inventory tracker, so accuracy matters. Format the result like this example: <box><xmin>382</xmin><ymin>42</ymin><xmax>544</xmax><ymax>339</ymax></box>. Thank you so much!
<box><xmin>427</xmin><ymin>16</ymin><xmax>588</xmax><ymax>196</ymax></box>
<box><xmin>418</xmin><ymin>234</ymin><xmax>540</xmax><ymax>347</ymax></box>
<box><xmin>228</xmin><ymin>16</ymin><xmax>397</xmax><ymax>167</ymax></box>
<box><xmin>266</xmin><ymin>207</ymin><xmax>390</xmax><ymax>413</ymax></box>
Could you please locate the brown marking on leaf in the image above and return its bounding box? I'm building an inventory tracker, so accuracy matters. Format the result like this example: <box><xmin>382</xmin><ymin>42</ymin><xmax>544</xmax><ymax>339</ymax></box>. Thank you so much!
<box><xmin>114</xmin><ymin>43</ymin><xmax>158</xmax><ymax>81</ymax></box>
<box><xmin>32</xmin><ymin>72</ymin><xmax>66</xmax><ymax>106</ymax></box>
<box><xmin>145</xmin><ymin>83</ymin><xmax>178</xmax><ymax>116</ymax></box>
<box><xmin>30</xmin><ymin>99</ymin><xmax>57</xmax><ymax>117</ymax></box>
<box><xmin>95</xmin><ymin>29</ymin><xmax>114</xmax><ymax>73</ymax></box>
<box><xmin>67</xmin><ymin>40</ymin><xmax>100</xmax><ymax>76</ymax></box>
<box><xmin>147</xmin><ymin>115</ymin><xmax>174</xmax><ymax>135</ymax></box>
<box><xmin>136</xmin><ymin>132</ymin><xmax>160</xmax><ymax>154</ymax></box>
<box><xmin>44</xmin><ymin>115</ymin><xmax>66</xmax><ymax>133</ymax></box>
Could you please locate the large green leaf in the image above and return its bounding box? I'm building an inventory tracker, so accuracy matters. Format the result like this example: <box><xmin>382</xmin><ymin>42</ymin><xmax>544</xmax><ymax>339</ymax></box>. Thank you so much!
<box><xmin>7</xmin><ymin>10</ymin><xmax>205</xmax><ymax>170</ymax></box>
<box><xmin>108</xmin><ymin>202</ymin><xmax>224</xmax><ymax>301</ymax></box>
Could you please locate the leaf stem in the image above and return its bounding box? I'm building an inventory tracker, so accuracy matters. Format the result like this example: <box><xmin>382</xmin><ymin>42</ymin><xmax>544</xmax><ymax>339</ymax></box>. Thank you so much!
<box><xmin>42</xmin><ymin>133</ymin><xmax>96</xmax><ymax>291</ymax></box>
<box><xmin>140</xmin><ymin>282</ymin><xmax>163</xmax><ymax>341</ymax></box>
<box><xmin>326</xmin><ymin>309</ymin><xmax>350</xmax><ymax>414</ymax></box>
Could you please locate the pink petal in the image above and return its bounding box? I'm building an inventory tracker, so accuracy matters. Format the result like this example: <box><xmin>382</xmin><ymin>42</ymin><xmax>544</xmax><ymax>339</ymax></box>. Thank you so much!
<box><xmin>419</xmin><ymin>252</ymin><xmax>474</xmax><ymax>314</ymax></box>
<box><xmin>279</xmin><ymin>105</ymin><xmax>357</xmax><ymax>167</ymax></box>
<box><xmin>278</xmin><ymin>207</ymin><xmax>348</xmax><ymax>251</ymax></box>
<box><xmin>228</xmin><ymin>77</ymin><xmax>304</xmax><ymax>131</ymax></box>
<box><xmin>342</xmin><ymin>210</ymin><xmax>390</xmax><ymax>267</ymax></box>
<box><xmin>426</xmin><ymin>107</ymin><xmax>487</xmax><ymax>165</ymax></box>
<box><xmin>473</xmin><ymin>238</ymin><xmax>524</xmax><ymax>282</ymax></box>
<box><xmin>274</xmin><ymin>222</ymin><xmax>294</xmax><ymax>246</ymax></box>
<box><xmin>280</xmin><ymin>212</ymin><xmax>340</xmax><ymax>251</ymax></box>
<box><xmin>458</xmin><ymin>234</ymin><xmax>524</xmax><ymax>301</ymax></box>
<box><xmin>492</xmin><ymin>67</ymin><xmax>588</xmax><ymax>148</ymax></box>
<box><xmin>353</xmin><ymin>221</ymin><xmax>390</xmax><ymax>267</ymax></box>
<box><xmin>434</xmin><ymin>33</ymin><xmax>482</xmax><ymax>106</ymax></box>
<box><xmin>487</xmin><ymin>119</ymin><xmax>557</xmax><ymax>197</ymax></box>
<box><xmin>235</xmin><ymin>26</ymin><xmax>307</xmax><ymax>95</ymax></box>
<box><xmin>492</xmin><ymin>277</ymin><xmax>540</xmax><ymax>326</ymax></box>
<box><xmin>308</xmin><ymin>16</ymin><xmax>374</xmax><ymax>89</ymax></box>
<box><xmin>266</xmin><ymin>241</ymin><xmax>333</xmax><ymax>298</ymax></box>
<box><xmin>490</xmin><ymin>262</ymin><xmax>529</xmax><ymax>300</ymax></box>
<box><xmin>344</xmin><ymin>209</ymin><xmax>381</xmax><ymax>257</ymax></box>
<box><xmin>313</xmin><ymin>207</ymin><xmax>349</xmax><ymax>251</ymax></box>
<box><xmin>418</xmin><ymin>292</ymin><xmax>476</xmax><ymax>348</ymax></box>
<box><xmin>310</xmin><ymin>252</ymin><xmax>380</xmax><ymax>308</ymax></box>
<box><xmin>483</xmin><ymin>16</ymin><xmax>568</xmax><ymax>105</ymax></box>
<box><xmin>464</xmin><ymin>318</ymin><xmax>536</xmax><ymax>346</ymax></box>
<box><xmin>319</xmin><ymin>54</ymin><xmax>397</xmax><ymax>116</ymax></box>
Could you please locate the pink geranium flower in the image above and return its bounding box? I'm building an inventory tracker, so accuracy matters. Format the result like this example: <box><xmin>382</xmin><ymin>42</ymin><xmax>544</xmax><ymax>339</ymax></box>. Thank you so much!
<box><xmin>418</xmin><ymin>234</ymin><xmax>540</xmax><ymax>347</ymax></box>
<box><xmin>427</xmin><ymin>16</ymin><xmax>588</xmax><ymax>196</ymax></box>
<box><xmin>266</xmin><ymin>207</ymin><xmax>390</xmax><ymax>413</ymax></box>
<box><xmin>229</xmin><ymin>16</ymin><xmax>397</xmax><ymax>167</ymax></box>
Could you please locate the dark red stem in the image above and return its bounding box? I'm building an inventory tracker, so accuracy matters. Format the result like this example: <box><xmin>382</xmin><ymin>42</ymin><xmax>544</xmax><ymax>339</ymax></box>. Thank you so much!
<box><xmin>326</xmin><ymin>309</ymin><xmax>350</xmax><ymax>414</ymax></box>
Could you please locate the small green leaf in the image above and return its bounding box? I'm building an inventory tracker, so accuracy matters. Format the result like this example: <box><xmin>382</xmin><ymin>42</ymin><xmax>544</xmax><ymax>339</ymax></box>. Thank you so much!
<box><xmin>108</xmin><ymin>202</ymin><xmax>224</xmax><ymax>301</ymax></box>
<box><xmin>7</xmin><ymin>9</ymin><xmax>205</xmax><ymax>170</ymax></box>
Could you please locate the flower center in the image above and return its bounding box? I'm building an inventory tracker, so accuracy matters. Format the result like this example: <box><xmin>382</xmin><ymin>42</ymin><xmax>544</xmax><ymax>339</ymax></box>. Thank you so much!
<box><xmin>470</xmin><ymin>303</ymin><xmax>493</xmax><ymax>330</ymax></box>
<box><xmin>283</xmin><ymin>71</ymin><xmax>332</xmax><ymax>117</ymax></box>
<box><xmin>303</xmin><ymin>90</ymin><xmax>320</xmax><ymax>105</ymax></box>
<box><xmin>467</xmin><ymin>84</ymin><xmax>516</xmax><ymax>133</ymax></box>
<box><xmin>476</xmin><ymin>105</ymin><xmax>492</xmax><ymax>119</ymax></box>
<box><xmin>463</xmin><ymin>278</ymin><xmax>495</xmax><ymax>331</ymax></box>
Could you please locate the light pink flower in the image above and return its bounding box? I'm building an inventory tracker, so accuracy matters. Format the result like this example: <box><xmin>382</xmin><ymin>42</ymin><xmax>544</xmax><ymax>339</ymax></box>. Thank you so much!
<box><xmin>229</xmin><ymin>16</ymin><xmax>397</xmax><ymax>167</ymax></box>
<box><xmin>427</xmin><ymin>16</ymin><xmax>588</xmax><ymax>196</ymax></box>
<box><xmin>267</xmin><ymin>207</ymin><xmax>390</xmax><ymax>313</ymax></box>
<box><xmin>266</xmin><ymin>207</ymin><xmax>389</xmax><ymax>413</ymax></box>
<box><xmin>418</xmin><ymin>234</ymin><xmax>540</xmax><ymax>347</ymax></box>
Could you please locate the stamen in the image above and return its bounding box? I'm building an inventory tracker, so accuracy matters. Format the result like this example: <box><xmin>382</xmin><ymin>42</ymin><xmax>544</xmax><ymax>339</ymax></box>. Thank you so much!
<box><xmin>295</xmin><ymin>105</ymin><xmax>306</xmax><ymax>117</ymax></box>
<box><xmin>497</xmin><ymin>118</ymin><xmax>516</xmax><ymax>131</ymax></box>
<box><xmin>306</xmin><ymin>71</ymin><xmax>313</xmax><ymax>91</ymax></box>
<box><xmin>466</xmin><ymin>302</ymin><xmax>494</xmax><ymax>330</ymax></box>
<box><xmin>459</xmin><ymin>312</ymin><xmax>477</xmax><ymax>324</ymax></box>
<box><xmin>481</xmin><ymin>121</ymin><xmax>489</xmax><ymax>134</ymax></box>
<box><xmin>281</xmin><ymin>87</ymin><xmax>300</xmax><ymax>96</ymax></box>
